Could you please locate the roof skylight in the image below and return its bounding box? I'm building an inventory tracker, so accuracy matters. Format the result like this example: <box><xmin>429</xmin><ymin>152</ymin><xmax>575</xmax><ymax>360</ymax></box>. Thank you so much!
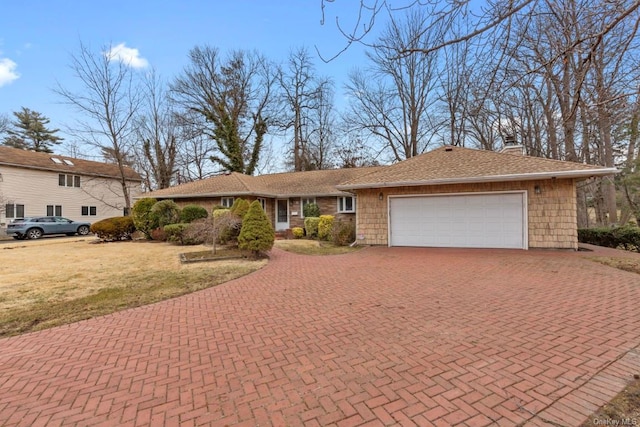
<box><xmin>63</xmin><ymin>159</ymin><xmax>74</xmax><ymax>166</ymax></box>
<box><xmin>50</xmin><ymin>157</ymin><xmax>63</xmax><ymax>164</ymax></box>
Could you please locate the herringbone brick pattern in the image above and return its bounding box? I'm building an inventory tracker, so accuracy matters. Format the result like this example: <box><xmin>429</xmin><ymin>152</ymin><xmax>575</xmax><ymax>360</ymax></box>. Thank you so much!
<box><xmin>1</xmin><ymin>246</ymin><xmax>640</xmax><ymax>426</ymax></box>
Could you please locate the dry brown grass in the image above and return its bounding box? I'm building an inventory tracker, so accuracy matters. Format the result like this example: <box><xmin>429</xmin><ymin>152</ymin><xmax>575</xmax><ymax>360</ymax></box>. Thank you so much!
<box><xmin>274</xmin><ymin>239</ymin><xmax>361</xmax><ymax>255</ymax></box>
<box><xmin>0</xmin><ymin>237</ymin><xmax>266</xmax><ymax>336</ymax></box>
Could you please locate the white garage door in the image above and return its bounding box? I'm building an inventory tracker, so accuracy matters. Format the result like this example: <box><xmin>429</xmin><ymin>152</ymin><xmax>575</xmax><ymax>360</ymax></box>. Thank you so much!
<box><xmin>389</xmin><ymin>193</ymin><xmax>526</xmax><ymax>249</ymax></box>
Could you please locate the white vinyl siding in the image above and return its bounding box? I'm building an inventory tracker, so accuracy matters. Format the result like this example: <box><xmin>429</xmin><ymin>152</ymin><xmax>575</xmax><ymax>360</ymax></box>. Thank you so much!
<box><xmin>0</xmin><ymin>165</ymin><xmax>140</xmax><ymax>225</ymax></box>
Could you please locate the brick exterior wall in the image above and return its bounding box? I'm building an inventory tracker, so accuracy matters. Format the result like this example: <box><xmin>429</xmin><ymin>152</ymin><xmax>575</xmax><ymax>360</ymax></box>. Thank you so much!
<box><xmin>288</xmin><ymin>196</ymin><xmax>355</xmax><ymax>229</ymax></box>
<box><xmin>354</xmin><ymin>179</ymin><xmax>578</xmax><ymax>249</ymax></box>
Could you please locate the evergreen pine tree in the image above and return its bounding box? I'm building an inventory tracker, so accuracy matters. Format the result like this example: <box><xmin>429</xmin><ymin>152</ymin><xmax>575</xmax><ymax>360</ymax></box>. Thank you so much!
<box><xmin>238</xmin><ymin>200</ymin><xmax>275</xmax><ymax>257</ymax></box>
<box><xmin>3</xmin><ymin>107</ymin><xmax>63</xmax><ymax>153</ymax></box>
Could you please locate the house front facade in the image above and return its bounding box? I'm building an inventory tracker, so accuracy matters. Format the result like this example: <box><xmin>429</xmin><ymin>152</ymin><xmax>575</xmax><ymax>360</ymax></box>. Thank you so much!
<box><xmin>0</xmin><ymin>147</ymin><xmax>142</xmax><ymax>229</ymax></box>
<box><xmin>144</xmin><ymin>167</ymin><xmax>382</xmax><ymax>232</ymax></box>
<box><xmin>141</xmin><ymin>145</ymin><xmax>616</xmax><ymax>250</ymax></box>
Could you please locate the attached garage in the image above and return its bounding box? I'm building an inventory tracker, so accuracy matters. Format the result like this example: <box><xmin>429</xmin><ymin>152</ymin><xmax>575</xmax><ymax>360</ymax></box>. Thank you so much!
<box><xmin>389</xmin><ymin>192</ymin><xmax>527</xmax><ymax>249</ymax></box>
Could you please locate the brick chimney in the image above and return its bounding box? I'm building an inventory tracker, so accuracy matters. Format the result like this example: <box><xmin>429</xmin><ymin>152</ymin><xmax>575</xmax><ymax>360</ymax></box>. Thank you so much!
<box><xmin>500</xmin><ymin>135</ymin><xmax>525</xmax><ymax>156</ymax></box>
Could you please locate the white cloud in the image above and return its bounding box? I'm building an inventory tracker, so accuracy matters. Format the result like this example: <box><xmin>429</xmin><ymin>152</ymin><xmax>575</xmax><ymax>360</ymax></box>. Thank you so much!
<box><xmin>0</xmin><ymin>57</ymin><xmax>19</xmax><ymax>87</ymax></box>
<box><xmin>104</xmin><ymin>43</ymin><xmax>149</xmax><ymax>69</ymax></box>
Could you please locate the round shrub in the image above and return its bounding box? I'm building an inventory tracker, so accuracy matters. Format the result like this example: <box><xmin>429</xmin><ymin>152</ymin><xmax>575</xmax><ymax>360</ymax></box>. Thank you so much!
<box><xmin>90</xmin><ymin>216</ymin><xmax>136</xmax><ymax>241</ymax></box>
<box><xmin>151</xmin><ymin>200</ymin><xmax>181</xmax><ymax>228</ymax></box>
<box><xmin>132</xmin><ymin>197</ymin><xmax>158</xmax><ymax>239</ymax></box>
<box><xmin>164</xmin><ymin>223</ymin><xmax>190</xmax><ymax>245</ymax></box>
<box><xmin>238</xmin><ymin>200</ymin><xmax>275</xmax><ymax>257</ymax></box>
<box><xmin>292</xmin><ymin>227</ymin><xmax>304</xmax><ymax>239</ymax></box>
<box><xmin>318</xmin><ymin>215</ymin><xmax>335</xmax><ymax>240</ymax></box>
<box><xmin>213</xmin><ymin>208</ymin><xmax>231</xmax><ymax>218</ymax></box>
<box><xmin>304</xmin><ymin>217</ymin><xmax>320</xmax><ymax>238</ymax></box>
<box><xmin>303</xmin><ymin>202</ymin><xmax>320</xmax><ymax>218</ymax></box>
<box><xmin>180</xmin><ymin>205</ymin><xmax>208</xmax><ymax>223</ymax></box>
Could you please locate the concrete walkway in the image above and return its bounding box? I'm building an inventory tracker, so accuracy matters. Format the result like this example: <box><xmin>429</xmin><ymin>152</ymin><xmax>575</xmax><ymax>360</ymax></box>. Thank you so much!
<box><xmin>1</xmin><ymin>246</ymin><xmax>640</xmax><ymax>426</ymax></box>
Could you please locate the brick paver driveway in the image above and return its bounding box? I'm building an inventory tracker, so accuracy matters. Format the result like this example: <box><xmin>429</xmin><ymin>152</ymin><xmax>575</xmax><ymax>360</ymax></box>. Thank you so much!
<box><xmin>1</xmin><ymin>246</ymin><xmax>640</xmax><ymax>427</ymax></box>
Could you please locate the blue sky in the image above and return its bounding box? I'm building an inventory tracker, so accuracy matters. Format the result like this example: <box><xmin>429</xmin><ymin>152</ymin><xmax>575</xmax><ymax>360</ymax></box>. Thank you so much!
<box><xmin>0</xmin><ymin>0</ymin><xmax>381</xmax><ymax>157</ymax></box>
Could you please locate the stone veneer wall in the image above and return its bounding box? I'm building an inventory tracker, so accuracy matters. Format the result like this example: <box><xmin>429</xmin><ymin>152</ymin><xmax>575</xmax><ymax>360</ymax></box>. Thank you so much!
<box><xmin>354</xmin><ymin>179</ymin><xmax>578</xmax><ymax>249</ymax></box>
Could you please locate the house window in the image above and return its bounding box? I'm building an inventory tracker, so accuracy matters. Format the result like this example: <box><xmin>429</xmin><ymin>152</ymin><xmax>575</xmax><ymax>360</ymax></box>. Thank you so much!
<box><xmin>337</xmin><ymin>196</ymin><xmax>355</xmax><ymax>213</ymax></box>
<box><xmin>47</xmin><ymin>205</ymin><xmax>62</xmax><ymax>216</ymax></box>
<box><xmin>301</xmin><ymin>197</ymin><xmax>316</xmax><ymax>217</ymax></box>
<box><xmin>221</xmin><ymin>197</ymin><xmax>234</xmax><ymax>208</ymax></box>
<box><xmin>82</xmin><ymin>206</ymin><xmax>97</xmax><ymax>216</ymax></box>
<box><xmin>58</xmin><ymin>174</ymin><xmax>81</xmax><ymax>188</ymax></box>
<box><xmin>257</xmin><ymin>198</ymin><xmax>266</xmax><ymax>211</ymax></box>
<box><xmin>5</xmin><ymin>204</ymin><xmax>25</xmax><ymax>218</ymax></box>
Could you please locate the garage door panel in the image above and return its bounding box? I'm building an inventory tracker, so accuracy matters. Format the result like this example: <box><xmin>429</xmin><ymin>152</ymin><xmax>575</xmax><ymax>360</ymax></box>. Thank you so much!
<box><xmin>390</xmin><ymin>193</ymin><xmax>525</xmax><ymax>249</ymax></box>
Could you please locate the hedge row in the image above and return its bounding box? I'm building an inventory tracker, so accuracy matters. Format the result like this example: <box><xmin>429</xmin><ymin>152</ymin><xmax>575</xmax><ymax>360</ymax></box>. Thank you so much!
<box><xmin>578</xmin><ymin>226</ymin><xmax>640</xmax><ymax>252</ymax></box>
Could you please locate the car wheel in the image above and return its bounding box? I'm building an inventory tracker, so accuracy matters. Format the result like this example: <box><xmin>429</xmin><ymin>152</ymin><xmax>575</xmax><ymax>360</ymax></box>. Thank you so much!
<box><xmin>77</xmin><ymin>225</ymin><xmax>90</xmax><ymax>236</ymax></box>
<box><xmin>27</xmin><ymin>228</ymin><xmax>43</xmax><ymax>240</ymax></box>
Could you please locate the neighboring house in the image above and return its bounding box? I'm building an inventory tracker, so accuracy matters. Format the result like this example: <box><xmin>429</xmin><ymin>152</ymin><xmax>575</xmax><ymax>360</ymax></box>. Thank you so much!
<box><xmin>144</xmin><ymin>167</ymin><xmax>383</xmax><ymax>231</ymax></box>
<box><xmin>0</xmin><ymin>147</ymin><xmax>142</xmax><ymax>229</ymax></box>
<box><xmin>141</xmin><ymin>145</ymin><xmax>616</xmax><ymax>250</ymax></box>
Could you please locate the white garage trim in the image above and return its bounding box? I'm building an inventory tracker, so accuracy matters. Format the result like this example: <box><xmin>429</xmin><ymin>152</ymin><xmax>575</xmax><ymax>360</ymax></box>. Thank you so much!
<box><xmin>387</xmin><ymin>191</ymin><xmax>528</xmax><ymax>249</ymax></box>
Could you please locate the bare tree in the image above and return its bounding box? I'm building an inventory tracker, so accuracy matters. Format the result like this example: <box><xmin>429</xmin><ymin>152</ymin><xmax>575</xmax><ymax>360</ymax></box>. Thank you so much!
<box><xmin>133</xmin><ymin>70</ymin><xmax>179</xmax><ymax>190</ymax></box>
<box><xmin>171</xmin><ymin>47</ymin><xmax>276</xmax><ymax>175</ymax></box>
<box><xmin>55</xmin><ymin>42</ymin><xmax>142</xmax><ymax>212</ymax></box>
<box><xmin>0</xmin><ymin>113</ymin><xmax>9</xmax><ymax>137</ymax></box>
<box><xmin>277</xmin><ymin>47</ymin><xmax>335</xmax><ymax>171</ymax></box>
<box><xmin>344</xmin><ymin>9</ymin><xmax>443</xmax><ymax>161</ymax></box>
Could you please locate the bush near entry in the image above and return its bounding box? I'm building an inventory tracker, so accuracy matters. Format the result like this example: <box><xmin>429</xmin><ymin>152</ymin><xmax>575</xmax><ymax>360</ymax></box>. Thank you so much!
<box><xmin>318</xmin><ymin>215</ymin><xmax>335</xmax><ymax>240</ymax></box>
<box><xmin>238</xmin><ymin>200</ymin><xmax>275</xmax><ymax>257</ymax></box>
<box><xmin>304</xmin><ymin>217</ymin><xmax>320</xmax><ymax>238</ymax></box>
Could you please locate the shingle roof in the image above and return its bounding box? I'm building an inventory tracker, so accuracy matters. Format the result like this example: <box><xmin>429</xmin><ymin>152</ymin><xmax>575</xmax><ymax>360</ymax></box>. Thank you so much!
<box><xmin>144</xmin><ymin>167</ymin><xmax>384</xmax><ymax>199</ymax></box>
<box><xmin>0</xmin><ymin>146</ymin><xmax>141</xmax><ymax>181</ymax></box>
<box><xmin>337</xmin><ymin>146</ymin><xmax>617</xmax><ymax>189</ymax></box>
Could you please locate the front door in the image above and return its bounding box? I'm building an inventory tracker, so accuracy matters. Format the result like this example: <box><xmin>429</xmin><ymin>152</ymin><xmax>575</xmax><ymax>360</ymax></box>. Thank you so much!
<box><xmin>275</xmin><ymin>199</ymin><xmax>289</xmax><ymax>231</ymax></box>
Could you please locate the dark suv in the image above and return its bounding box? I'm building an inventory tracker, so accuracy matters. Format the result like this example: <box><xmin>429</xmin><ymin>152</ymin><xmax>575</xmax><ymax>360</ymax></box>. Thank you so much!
<box><xmin>5</xmin><ymin>216</ymin><xmax>92</xmax><ymax>240</ymax></box>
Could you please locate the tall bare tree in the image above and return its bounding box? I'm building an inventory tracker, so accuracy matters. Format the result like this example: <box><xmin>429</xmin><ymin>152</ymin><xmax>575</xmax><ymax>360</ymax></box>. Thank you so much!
<box><xmin>171</xmin><ymin>47</ymin><xmax>276</xmax><ymax>175</ymax></box>
<box><xmin>344</xmin><ymin>9</ymin><xmax>443</xmax><ymax>161</ymax></box>
<box><xmin>133</xmin><ymin>70</ymin><xmax>179</xmax><ymax>190</ymax></box>
<box><xmin>277</xmin><ymin>47</ymin><xmax>334</xmax><ymax>171</ymax></box>
<box><xmin>55</xmin><ymin>42</ymin><xmax>142</xmax><ymax>212</ymax></box>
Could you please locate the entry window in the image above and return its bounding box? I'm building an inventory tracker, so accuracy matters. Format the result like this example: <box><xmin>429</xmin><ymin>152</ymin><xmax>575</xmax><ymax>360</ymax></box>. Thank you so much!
<box><xmin>5</xmin><ymin>203</ymin><xmax>25</xmax><ymax>218</ymax></box>
<box><xmin>47</xmin><ymin>205</ymin><xmax>62</xmax><ymax>216</ymax></box>
<box><xmin>221</xmin><ymin>197</ymin><xmax>234</xmax><ymax>208</ymax></box>
<box><xmin>82</xmin><ymin>206</ymin><xmax>97</xmax><ymax>216</ymax></box>
<box><xmin>301</xmin><ymin>197</ymin><xmax>316</xmax><ymax>217</ymax></box>
<box><xmin>337</xmin><ymin>196</ymin><xmax>355</xmax><ymax>213</ymax></box>
<box><xmin>257</xmin><ymin>198</ymin><xmax>267</xmax><ymax>211</ymax></box>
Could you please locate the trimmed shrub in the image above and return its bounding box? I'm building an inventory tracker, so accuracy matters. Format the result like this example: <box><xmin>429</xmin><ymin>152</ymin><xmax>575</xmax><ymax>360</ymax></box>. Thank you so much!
<box><xmin>292</xmin><ymin>227</ymin><xmax>304</xmax><ymax>239</ymax></box>
<box><xmin>303</xmin><ymin>202</ymin><xmax>320</xmax><ymax>218</ymax></box>
<box><xmin>213</xmin><ymin>208</ymin><xmax>231</xmax><ymax>218</ymax></box>
<box><xmin>331</xmin><ymin>220</ymin><xmax>356</xmax><ymax>246</ymax></box>
<box><xmin>212</xmin><ymin>209</ymin><xmax>241</xmax><ymax>244</ymax></box>
<box><xmin>180</xmin><ymin>205</ymin><xmax>208</xmax><ymax>223</ymax></box>
<box><xmin>578</xmin><ymin>226</ymin><xmax>640</xmax><ymax>252</ymax></box>
<box><xmin>132</xmin><ymin>197</ymin><xmax>158</xmax><ymax>239</ymax></box>
<box><xmin>90</xmin><ymin>216</ymin><xmax>136</xmax><ymax>241</ymax></box>
<box><xmin>164</xmin><ymin>223</ymin><xmax>189</xmax><ymax>245</ymax></box>
<box><xmin>304</xmin><ymin>217</ymin><xmax>320</xmax><ymax>238</ymax></box>
<box><xmin>318</xmin><ymin>215</ymin><xmax>335</xmax><ymax>240</ymax></box>
<box><xmin>238</xmin><ymin>200</ymin><xmax>275</xmax><ymax>257</ymax></box>
<box><xmin>230</xmin><ymin>198</ymin><xmax>251</xmax><ymax>219</ymax></box>
<box><xmin>151</xmin><ymin>200</ymin><xmax>181</xmax><ymax>228</ymax></box>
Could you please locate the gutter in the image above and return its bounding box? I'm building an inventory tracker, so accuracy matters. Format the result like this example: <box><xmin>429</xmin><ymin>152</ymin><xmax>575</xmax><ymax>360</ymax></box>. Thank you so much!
<box><xmin>336</xmin><ymin>168</ymin><xmax>619</xmax><ymax>191</ymax></box>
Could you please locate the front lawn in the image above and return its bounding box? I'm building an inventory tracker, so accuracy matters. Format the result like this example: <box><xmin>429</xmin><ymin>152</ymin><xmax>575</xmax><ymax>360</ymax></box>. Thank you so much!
<box><xmin>0</xmin><ymin>238</ymin><xmax>266</xmax><ymax>337</ymax></box>
<box><xmin>274</xmin><ymin>239</ymin><xmax>362</xmax><ymax>255</ymax></box>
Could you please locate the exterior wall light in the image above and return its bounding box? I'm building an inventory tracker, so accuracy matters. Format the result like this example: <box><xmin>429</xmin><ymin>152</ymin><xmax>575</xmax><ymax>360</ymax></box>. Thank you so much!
<box><xmin>534</xmin><ymin>185</ymin><xmax>542</xmax><ymax>194</ymax></box>
<box><xmin>378</xmin><ymin>192</ymin><xmax>384</xmax><ymax>201</ymax></box>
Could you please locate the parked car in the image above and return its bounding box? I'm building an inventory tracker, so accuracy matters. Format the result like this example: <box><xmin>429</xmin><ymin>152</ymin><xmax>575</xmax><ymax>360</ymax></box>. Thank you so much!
<box><xmin>5</xmin><ymin>216</ymin><xmax>92</xmax><ymax>240</ymax></box>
